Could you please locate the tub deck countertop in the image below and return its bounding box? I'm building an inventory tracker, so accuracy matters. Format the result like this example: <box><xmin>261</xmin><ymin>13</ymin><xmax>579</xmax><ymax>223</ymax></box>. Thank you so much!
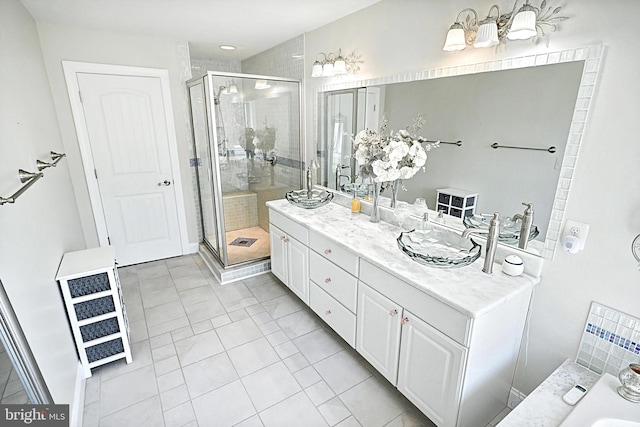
<box><xmin>498</xmin><ymin>360</ymin><xmax>599</xmax><ymax>426</ymax></box>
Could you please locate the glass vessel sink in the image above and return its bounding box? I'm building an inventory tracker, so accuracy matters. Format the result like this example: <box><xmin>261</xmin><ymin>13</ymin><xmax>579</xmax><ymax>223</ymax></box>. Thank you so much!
<box><xmin>397</xmin><ymin>228</ymin><xmax>481</xmax><ymax>268</ymax></box>
<box><xmin>463</xmin><ymin>214</ymin><xmax>539</xmax><ymax>244</ymax></box>
<box><xmin>285</xmin><ymin>188</ymin><xmax>334</xmax><ymax>209</ymax></box>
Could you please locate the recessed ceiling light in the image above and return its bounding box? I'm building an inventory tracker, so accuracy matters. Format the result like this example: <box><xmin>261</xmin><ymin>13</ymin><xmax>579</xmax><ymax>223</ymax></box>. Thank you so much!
<box><xmin>219</xmin><ymin>45</ymin><xmax>236</xmax><ymax>51</ymax></box>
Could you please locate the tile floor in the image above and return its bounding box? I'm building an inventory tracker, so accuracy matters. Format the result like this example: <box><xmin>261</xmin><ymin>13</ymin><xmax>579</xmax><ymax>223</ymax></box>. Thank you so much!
<box><xmin>0</xmin><ymin>346</ymin><xmax>28</xmax><ymax>404</ymax></box>
<box><xmin>82</xmin><ymin>254</ymin><xmax>510</xmax><ymax>427</ymax></box>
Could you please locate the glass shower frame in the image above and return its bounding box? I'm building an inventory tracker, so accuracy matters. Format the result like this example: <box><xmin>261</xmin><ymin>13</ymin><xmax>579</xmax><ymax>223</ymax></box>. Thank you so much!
<box><xmin>188</xmin><ymin>71</ymin><xmax>303</xmax><ymax>269</ymax></box>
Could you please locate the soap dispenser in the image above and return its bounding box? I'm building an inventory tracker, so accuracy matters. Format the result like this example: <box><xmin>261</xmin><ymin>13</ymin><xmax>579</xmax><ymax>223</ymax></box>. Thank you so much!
<box><xmin>351</xmin><ymin>185</ymin><xmax>361</xmax><ymax>213</ymax></box>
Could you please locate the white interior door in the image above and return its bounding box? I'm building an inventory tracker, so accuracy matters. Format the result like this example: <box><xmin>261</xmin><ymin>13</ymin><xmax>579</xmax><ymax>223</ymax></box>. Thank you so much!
<box><xmin>73</xmin><ymin>71</ymin><xmax>184</xmax><ymax>265</ymax></box>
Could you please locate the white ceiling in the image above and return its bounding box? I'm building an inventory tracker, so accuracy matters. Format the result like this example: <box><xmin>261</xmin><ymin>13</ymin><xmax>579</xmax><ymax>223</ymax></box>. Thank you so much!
<box><xmin>20</xmin><ymin>0</ymin><xmax>381</xmax><ymax>60</ymax></box>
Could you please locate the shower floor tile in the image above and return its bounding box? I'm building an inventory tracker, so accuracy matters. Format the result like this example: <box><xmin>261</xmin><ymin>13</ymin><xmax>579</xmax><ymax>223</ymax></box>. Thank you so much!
<box><xmin>226</xmin><ymin>226</ymin><xmax>270</xmax><ymax>265</ymax></box>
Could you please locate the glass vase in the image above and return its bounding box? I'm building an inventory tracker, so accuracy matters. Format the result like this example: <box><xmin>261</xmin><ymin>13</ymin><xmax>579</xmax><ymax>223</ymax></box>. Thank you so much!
<box><xmin>617</xmin><ymin>363</ymin><xmax>640</xmax><ymax>402</ymax></box>
<box><xmin>370</xmin><ymin>181</ymin><xmax>381</xmax><ymax>223</ymax></box>
<box><xmin>390</xmin><ymin>180</ymin><xmax>401</xmax><ymax>209</ymax></box>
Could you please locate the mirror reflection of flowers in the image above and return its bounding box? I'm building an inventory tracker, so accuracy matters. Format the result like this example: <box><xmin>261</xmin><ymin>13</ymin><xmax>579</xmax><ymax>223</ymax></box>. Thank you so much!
<box><xmin>353</xmin><ymin>114</ymin><xmax>438</xmax><ymax>183</ymax></box>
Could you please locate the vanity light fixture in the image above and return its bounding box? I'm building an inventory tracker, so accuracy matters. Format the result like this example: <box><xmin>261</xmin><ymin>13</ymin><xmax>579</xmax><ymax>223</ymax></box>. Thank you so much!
<box><xmin>311</xmin><ymin>49</ymin><xmax>363</xmax><ymax>78</ymax></box>
<box><xmin>254</xmin><ymin>79</ymin><xmax>271</xmax><ymax>90</ymax></box>
<box><xmin>227</xmin><ymin>81</ymin><xmax>238</xmax><ymax>94</ymax></box>
<box><xmin>442</xmin><ymin>0</ymin><xmax>567</xmax><ymax>51</ymax></box>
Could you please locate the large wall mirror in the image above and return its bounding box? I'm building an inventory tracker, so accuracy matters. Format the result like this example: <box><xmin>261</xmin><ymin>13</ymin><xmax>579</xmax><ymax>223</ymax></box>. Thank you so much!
<box><xmin>314</xmin><ymin>46</ymin><xmax>603</xmax><ymax>259</ymax></box>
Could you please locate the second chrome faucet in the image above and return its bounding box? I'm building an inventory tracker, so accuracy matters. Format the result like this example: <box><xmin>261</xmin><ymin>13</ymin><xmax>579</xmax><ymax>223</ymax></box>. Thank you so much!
<box><xmin>462</xmin><ymin>212</ymin><xmax>500</xmax><ymax>274</ymax></box>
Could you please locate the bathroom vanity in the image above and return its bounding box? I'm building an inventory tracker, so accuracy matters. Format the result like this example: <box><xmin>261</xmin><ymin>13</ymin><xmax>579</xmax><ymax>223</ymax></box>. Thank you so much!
<box><xmin>267</xmin><ymin>199</ymin><xmax>539</xmax><ymax>427</ymax></box>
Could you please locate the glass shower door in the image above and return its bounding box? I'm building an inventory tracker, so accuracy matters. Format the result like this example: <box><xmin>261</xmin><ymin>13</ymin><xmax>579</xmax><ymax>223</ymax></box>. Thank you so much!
<box><xmin>211</xmin><ymin>73</ymin><xmax>302</xmax><ymax>267</ymax></box>
<box><xmin>189</xmin><ymin>72</ymin><xmax>302</xmax><ymax>269</ymax></box>
<box><xmin>188</xmin><ymin>81</ymin><xmax>222</xmax><ymax>259</ymax></box>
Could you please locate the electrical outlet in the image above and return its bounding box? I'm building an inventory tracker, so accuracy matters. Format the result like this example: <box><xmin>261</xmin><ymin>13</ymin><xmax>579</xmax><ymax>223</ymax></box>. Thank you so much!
<box><xmin>563</xmin><ymin>220</ymin><xmax>590</xmax><ymax>252</ymax></box>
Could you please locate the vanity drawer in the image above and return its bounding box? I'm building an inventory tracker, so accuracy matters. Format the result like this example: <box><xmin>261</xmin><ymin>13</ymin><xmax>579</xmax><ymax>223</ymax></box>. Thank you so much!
<box><xmin>309</xmin><ymin>282</ymin><xmax>356</xmax><ymax>348</ymax></box>
<box><xmin>309</xmin><ymin>251</ymin><xmax>357</xmax><ymax>313</ymax></box>
<box><xmin>309</xmin><ymin>231</ymin><xmax>358</xmax><ymax>276</ymax></box>
<box><xmin>269</xmin><ymin>210</ymin><xmax>308</xmax><ymax>245</ymax></box>
<box><xmin>359</xmin><ymin>260</ymin><xmax>471</xmax><ymax>346</ymax></box>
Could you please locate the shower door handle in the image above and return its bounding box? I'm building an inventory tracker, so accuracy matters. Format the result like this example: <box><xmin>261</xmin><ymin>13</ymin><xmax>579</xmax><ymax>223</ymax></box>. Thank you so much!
<box><xmin>158</xmin><ymin>180</ymin><xmax>171</xmax><ymax>187</ymax></box>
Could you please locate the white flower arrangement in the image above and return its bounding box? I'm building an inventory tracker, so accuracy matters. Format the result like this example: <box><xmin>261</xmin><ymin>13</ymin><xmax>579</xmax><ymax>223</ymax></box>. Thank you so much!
<box><xmin>353</xmin><ymin>115</ymin><xmax>438</xmax><ymax>183</ymax></box>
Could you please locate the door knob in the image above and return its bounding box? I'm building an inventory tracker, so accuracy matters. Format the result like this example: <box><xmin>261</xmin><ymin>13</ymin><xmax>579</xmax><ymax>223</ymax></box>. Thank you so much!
<box><xmin>158</xmin><ymin>180</ymin><xmax>171</xmax><ymax>186</ymax></box>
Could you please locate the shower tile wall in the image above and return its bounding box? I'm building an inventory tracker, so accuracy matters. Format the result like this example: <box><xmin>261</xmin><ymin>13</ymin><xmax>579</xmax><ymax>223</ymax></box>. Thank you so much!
<box><xmin>241</xmin><ymin>35</ymin><xmax>304</xmax><ymax>80</ymax></box>
<box><xmin>242</xmin><ymin>35</ymin><xmax>304</xmax><ymax>189</ymax></box>
<box><xmin>175</xmin><ymin>41</ymin><xmax>204</xmax><ymax>242</ymax></box>
<box><xmin>223</xmin><ymin>192</ymin><xmax>258</xmax><ymax>231</ymax></box>
<box><xmin>190</xmin><ymin>57</ymin><xmax>242</xmax><ymax>78</ymax></box>
<box><xmin>576</xmin><ymin>301</ymin><xmax>640</xmax><ymax>375</ymax></box>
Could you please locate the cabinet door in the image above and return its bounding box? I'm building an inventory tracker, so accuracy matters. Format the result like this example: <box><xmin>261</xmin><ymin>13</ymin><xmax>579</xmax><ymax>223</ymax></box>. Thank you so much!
<box><xmin>397</xmin><ymin>310</ymin><xmax>467</xmax><ymax>427</ymax></box>
<box><xmin>356</xmin><ymin>282</ymin><xmax>403</xmax><ymax>384</ymax></box>
<box><xmin>269</xmin><ymin>224</ymin><xmax>288</xmax><ymax>284</ymax></box>
<box><xmin>287</xmin><ymin>237</ymin><xmax>309</xmax><ymax>305</ymax></box>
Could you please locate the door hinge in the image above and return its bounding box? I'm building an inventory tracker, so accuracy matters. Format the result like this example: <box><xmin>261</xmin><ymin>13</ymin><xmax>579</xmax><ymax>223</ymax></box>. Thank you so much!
<box><xmin>107</xmin><ymin>236</ymin><xmax>111</xmax><ymax>245</ymax></box>
<box><xmin>94</xmin><ymin>169</ymin><xmax>98</xmax><ymax>179</ymax></box>
<box><xmin>79</xmin><ymin>91</ymin><xmax>83</xmax><ymax>103</ymax></box>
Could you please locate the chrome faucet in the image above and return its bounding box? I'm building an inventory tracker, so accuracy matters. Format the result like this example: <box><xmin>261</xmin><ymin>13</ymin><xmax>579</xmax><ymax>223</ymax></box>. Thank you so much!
<box><xmin>334</xmin><ymin>164</ymin><xmax>351</xmax><ymax>190</ymax></box>
<box><xmin>462</xmin><ymin>212</ymin><xmax>500</xmax><ymax>274</ymax></box>
<box><xmin>512</xmin><ymin>202</ymin><xmax>534</xmax><ymax>249</ymax></box>
<box><xmin>306</xmin><ymin>168</ymin><xmax>313</xmax><ymax>199</ymax></box>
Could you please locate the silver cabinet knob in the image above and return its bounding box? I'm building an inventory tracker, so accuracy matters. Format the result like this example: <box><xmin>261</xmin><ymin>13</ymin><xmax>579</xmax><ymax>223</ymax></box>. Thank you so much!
<box><xmin>158</xmin><ymin>180</ymin><xmax>171</xmax><ymax>186</ymax></box>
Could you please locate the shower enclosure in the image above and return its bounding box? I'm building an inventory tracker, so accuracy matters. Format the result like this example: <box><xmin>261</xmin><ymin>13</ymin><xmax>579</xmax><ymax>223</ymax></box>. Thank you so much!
<box><xmin>188</xmin><ymin>72</ymin><xmax>302</xmax><ymax>269</ymax></box>
<box><xmin>320</xmin><ymin>87</ymin><xmax>380</xmax><ymax>190</ymax></box>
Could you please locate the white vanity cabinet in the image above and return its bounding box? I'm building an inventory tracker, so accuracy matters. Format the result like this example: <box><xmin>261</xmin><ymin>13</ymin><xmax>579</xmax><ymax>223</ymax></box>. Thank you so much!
<box><xmin>307</xmin><ymin>231</ymin><xmax>359</xmax><ymax>347</ymax></box>
<box><xmin>267</xmin><ymin>201</ymin><xmax>535</xmax><ymax>427</ymax></box>
<box><xmin>356</xmin><ymin>282</ymin><xmax>403</xmax><ymax>384</ymax></box>
<box><xmin>269</xmin><ymin>211</ymin><xmax>309</xmax><ymax>304</ymax></box>
<box><xmin>397</xmin><ymin>309</ymin><xmax>466</xmax><ymax>427</ymax></box>
<box><xmin>357</xmin><ymin>277</ymin><xmax>466</xmax><ymax>427</ymax></box>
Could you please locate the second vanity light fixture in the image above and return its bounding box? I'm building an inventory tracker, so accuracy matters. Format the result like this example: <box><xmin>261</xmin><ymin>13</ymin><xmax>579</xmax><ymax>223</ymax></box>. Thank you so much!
<box><xmin>443</xmin><ymin>0</ymin><xmax>568</xmax><ymax>51</ymax></box>
<box><xmin>311</xmin><ymin>49</ymin><xmax>363</xmax><ymax>78</ymax></box>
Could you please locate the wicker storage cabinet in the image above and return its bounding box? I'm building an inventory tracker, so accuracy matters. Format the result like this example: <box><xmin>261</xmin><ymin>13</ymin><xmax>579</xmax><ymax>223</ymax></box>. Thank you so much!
<box><xmin>56</xmin><ymin>246</ymin><xmax>131</xmax><ymax>378</ymax></box>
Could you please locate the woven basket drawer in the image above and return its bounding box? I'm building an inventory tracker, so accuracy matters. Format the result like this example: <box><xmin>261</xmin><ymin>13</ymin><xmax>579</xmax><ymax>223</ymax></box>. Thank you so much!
<box><xmin>68</xmin><ymin>272</ymin><xmax>110</xmax><ymax>297</ymax></box>
<box><xmin>74</xmin><ymin>296</ymin><xmax>115</xmax><ymax>321</ymax></box>
<box><xmin>86</xmin><ymin>338</ymin><xmax>124</xmax><ymax>363</ymax></box>
<box><xmin>80</xmin><ymin>317</ymin><xmax>120</xmax><ymax>342</ymax></box>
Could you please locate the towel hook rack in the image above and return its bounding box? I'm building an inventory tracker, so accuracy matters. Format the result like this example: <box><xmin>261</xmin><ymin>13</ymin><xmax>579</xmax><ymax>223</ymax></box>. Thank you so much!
<box><xmin>491</xmin><ymin>142</ymin><xmax>556</xmax><ymax>153</ymax></box>
<box><xmin>36</xmin><ymin>151</ymin><xmax>66</xmax><ymax>171</ymax></box>
<box><xmin>0</xmin><ymin>170</ymin><xmax>44</xmax><ymax>206</ymax></box>
<box><xmin>425</xmin><ymin>139</ymin><xmax>462</xmax><ymax>147</ymax></box>
<box><xmin>0</xmin><ymin>151</ymin><xmax>66</xmax><ymax>206</ymax></box>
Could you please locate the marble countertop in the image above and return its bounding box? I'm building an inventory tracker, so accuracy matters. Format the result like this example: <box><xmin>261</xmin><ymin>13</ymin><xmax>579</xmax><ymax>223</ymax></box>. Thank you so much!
<box><xmin>498</xmin><ymin>360</ymin><xmax>600</xmax><ymax>426</ymax></box>
<box><xmin>267</xmin><ymin>199</ymin><xmax>539</xmax><ymax>319</ymax></box>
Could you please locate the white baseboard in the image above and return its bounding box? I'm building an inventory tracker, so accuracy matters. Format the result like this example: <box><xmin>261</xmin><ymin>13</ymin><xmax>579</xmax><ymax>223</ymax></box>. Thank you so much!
<box><xmin>69</xmin><ymin>362</ymin><xmax>85</xmax><ymax>427</ymax></box>
<box><xmin>186</xmin><ymin>242</ymin><xmax>200</xmax><ymax>254</ymax></box>
<box><xmin>508</xmin><ymin>386</ymin><xmax>528</xmax><ymax>409</ymax></box>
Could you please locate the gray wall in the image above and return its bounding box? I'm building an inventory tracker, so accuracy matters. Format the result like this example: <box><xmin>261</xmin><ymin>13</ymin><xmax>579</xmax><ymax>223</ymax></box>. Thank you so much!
<box><xmin>0</xmin><ymin>0</ymin><xmax>86</xmax><ymax>412</ymax></box>
<box><xmin>383</xmin><ymin>61</ymin><xmax>583</xmax><ymax>238</ymax></box>
<box><xmin>305</xmin><ymin>0</ymin><xmax>640</xmax><ymax>396</ymax></box>
<box><xmin>36</xmin><ymin>22</ymin><xmax>199</xmax><ymax>249</ymax></box>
